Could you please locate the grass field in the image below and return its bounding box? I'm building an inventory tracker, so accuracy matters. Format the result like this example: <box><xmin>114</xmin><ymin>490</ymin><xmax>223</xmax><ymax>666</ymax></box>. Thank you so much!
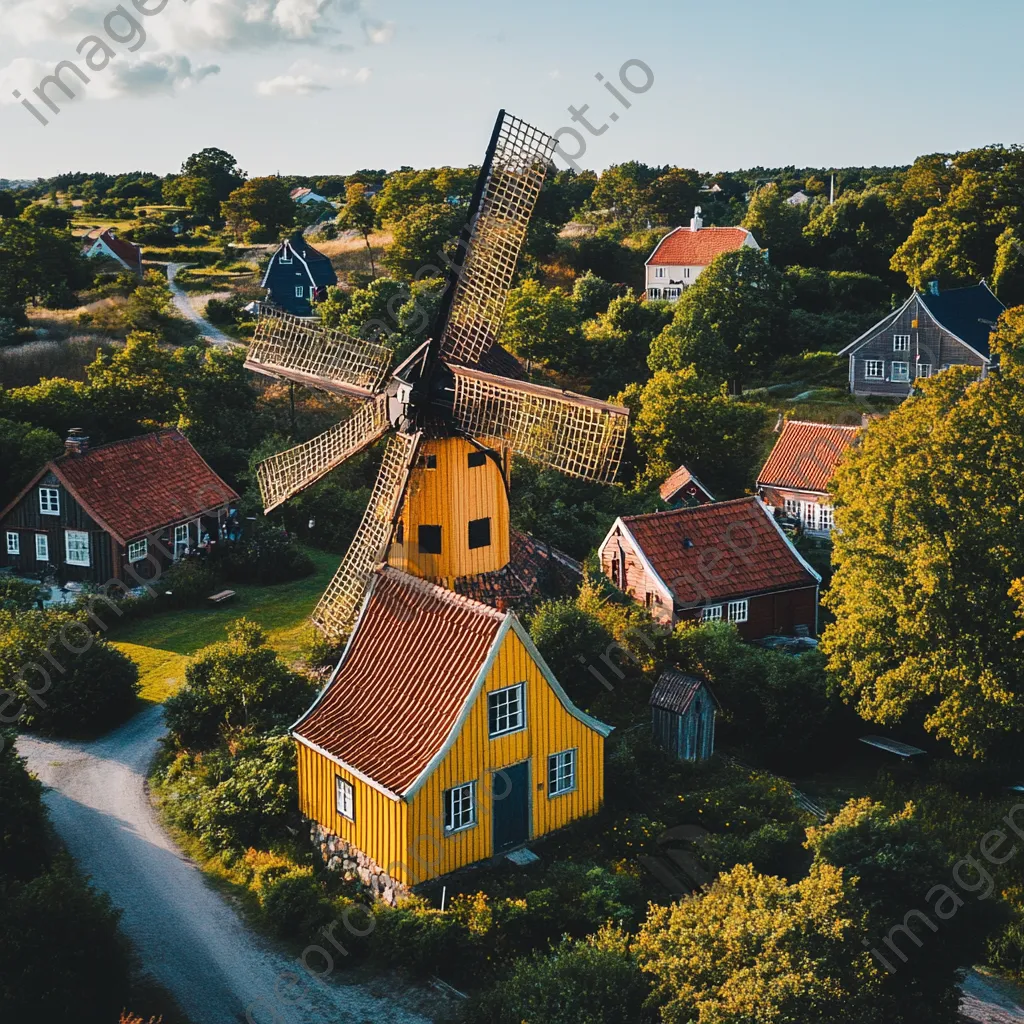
<box><xmin>110</xmin><ymin>547</ymin><xmax>338</xmax><ymax>704</ymax></box>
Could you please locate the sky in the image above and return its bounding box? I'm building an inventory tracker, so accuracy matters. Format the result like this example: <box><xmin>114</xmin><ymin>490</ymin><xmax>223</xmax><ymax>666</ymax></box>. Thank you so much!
<box><xmin>1</xmin><ymin>0</ymin><xmax>1022</xmax><ymax>180</ymax></box>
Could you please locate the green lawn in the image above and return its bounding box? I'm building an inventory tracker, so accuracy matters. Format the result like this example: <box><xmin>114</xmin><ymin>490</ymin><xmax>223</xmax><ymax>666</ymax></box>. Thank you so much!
<box><xmin>110</xmin><ymin>547</ymin><xmax>338</xmax><ymax>703</ymax></box>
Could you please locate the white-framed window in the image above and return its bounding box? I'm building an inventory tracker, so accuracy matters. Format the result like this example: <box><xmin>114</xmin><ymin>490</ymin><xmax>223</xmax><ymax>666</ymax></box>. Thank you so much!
<box><xmin>865</xmin><ymin>360</ymin><xmax>885</xmax><ymax>379</ymax></box>
<box><xmin>128</xmin><ymin>538</ymin><xmax>148</xmax><ymax>563</ymax></box>
<box><xmin>727</xmin><ymin>599</ymin><xmax>749</xmax><ymax>623</ymax></box>
<box><xmin>702</xmin><ymin>604</ymin><xmax>723</xmax><ymax>622</ymax></box>
<box><xmin>917</xmin><ymin>363</ymin><xmax>933</xmax><ymax>379</ymax></box>
<box><xmin>783</xmin><ymin>498</ymin><xmax>800</xmax><ymax>518</ymax></box>
<box><xmin>6</xmin><ymin>531</ymin><xmax>19</xmax><ymax>555</ymax></box>
<box><xmin>548</xmin><ymin>749</ymin><xmax>577</xmax><ymax>797</ymax></box>
<box><xmin>38</xmin><ymin>487</ymin><xmax>59</xmax><ymax>515</ymax></box>
<box><xmin>893</xmin><ymin>334</ymin><xmax>911</xmax><ymax>352</ymax></box>
<box><xmin>818</xmin><ymin>506</ymin><xmax>835</xmax><ymax>531</ymax></box>
<box><xmin>655</xmin><ymin>267</ymin><xmax>666</xmax><ymax>279</ymax></box>
<box><xmin>335</xmin><ymin>776</ymin><xmax>354</xmax><ymax>821</ymax></box>
<box><xmin>35</xmin><ymin>534</ymin><xmax>49</xmax><ymax>561</ymax></box>
<box><xmin>665</xmin><ymin>287</ymin><xmax>681</xmax><ymax>299</ymax></box>
<box><xmin>683</xmin><ymin>267</ymin><xmax>692</xmax><ymax>278</ymax></box>
<box><xmin>648</xmin><ymin>287</ymin><xmax>662</xmax><ymax>300</ymax></box>
<box><xmin>65</xmin><ymin>530</ymin><xmax>90</xmax><ymax>566</ymax></box>
<box><xmin>295</xmin><ymin>286</ymin><xmax>306</xmax><ymax>298</ymax></box>
<box><xmin>891</xmin><ymin>361</ymin><xmax>911</xmax><ymax>382</ymax></box>
<box><xmin>444</xmin><ymin>782</ymin><xmax>476</xmax><ymax>834</ymax></box>
<box><xmin>488</xmin><ymin>683</ymin><xmax>525</xmax><ymax>737</ymax></box>
<box><xmin>174</xmin><ymin>523</ymin><xmax>189</xmax><ymax>559</ymax></box>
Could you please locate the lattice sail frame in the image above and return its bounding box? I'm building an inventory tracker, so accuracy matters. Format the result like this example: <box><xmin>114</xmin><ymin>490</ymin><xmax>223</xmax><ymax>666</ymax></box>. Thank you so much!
<box><xmin>312</xmin><ymin>431</ymin><xmax>421</xmax><ymax>636</ymax></box>
<box><xmin>451</xmin><ymin>368</ymin><xmax>629</xmax><ymax>485</ymax></box>
<box><xmin>247</xmin><ymin>306</ymin><xmax>393</xmax><ymax>399</ymax></box>
<box><xmin>441</xmin><ymin>114</ymin><xmax>557</xmax><ymax>367</ymax></box>
<box><xmin>257</xmin><ymin>394</ymin><xmax>390</xmax><ymax>514</ymax></box>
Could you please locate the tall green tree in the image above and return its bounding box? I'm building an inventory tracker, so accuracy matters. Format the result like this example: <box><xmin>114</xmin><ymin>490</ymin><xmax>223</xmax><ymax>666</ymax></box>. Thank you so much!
<box><xmin>220</xmin><ymin>177</ymin><xmax>294</xmax><ymax>242</ymax></box>
<box><xmin>743</xmin><ymin>182</ymin><xmax>806</xmax><ymax>264</ymax></box>
<box><xmin>382</xmin><ymin>202</ymin><xmax>463</xmax><ymax>280</ymax></box>
<box><xmin>338</xmin><ymin>181</ymin><xmax>378</xmax><ymax>278</ymax></box>
<box><xmin>164</xmin><ymin>148</ymin><xmax>245</xmax><ymax>222</ymax></box>
<box><xmin>500</xmin><ymin>279</ymin><xmax>583</xmax><ymax>369</ymax></box>
<box><xmin>992</xmin><ymin>226</ymin><xmax>1024</xmax><ymax>307</ymax></box>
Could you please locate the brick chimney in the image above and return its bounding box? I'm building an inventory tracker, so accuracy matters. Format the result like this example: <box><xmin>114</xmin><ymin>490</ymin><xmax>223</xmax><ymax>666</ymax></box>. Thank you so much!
<box><xmin>64</xmin><ymin>427</ymin><xmax>89</xmax><ymax>456</ymax></box>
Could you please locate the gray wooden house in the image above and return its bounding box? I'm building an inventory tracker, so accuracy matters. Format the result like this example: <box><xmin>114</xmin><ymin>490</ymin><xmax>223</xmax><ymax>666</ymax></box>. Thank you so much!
<box><xmin>840</xmin><ymin>282</ymin><xmax>1005</xmax><ymax>398</ymax></box>
<box><xmin>262</xmin><ymin>235</ymin><xmax>337</xmax><ymax>317</ymax></box>
<box><xmin>650</xmin><ymin>668</ymin><xmax>718</xmax><ymax>762</ymax></box>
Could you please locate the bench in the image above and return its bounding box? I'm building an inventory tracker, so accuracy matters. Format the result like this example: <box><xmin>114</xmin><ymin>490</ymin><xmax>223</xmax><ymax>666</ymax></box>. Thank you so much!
<box><xmin>208</xmin><ymin>589</ymin><xmax>237</xmax><ymax>605</ymax></box>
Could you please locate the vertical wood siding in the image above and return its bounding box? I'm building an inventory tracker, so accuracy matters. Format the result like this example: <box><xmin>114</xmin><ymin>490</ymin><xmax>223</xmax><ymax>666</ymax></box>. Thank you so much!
<box><xmin>388</xmin><ymin>437</ymin><xmax>510</xmax><ymax>584</ymax></box>
<box><xmin>600</xmin><ymin>526</ymin><xmax>673</xmax><ymax>626</ymax></box>
<box><xmin>652</xmin><ymin>692</ymin><xmax>716</xmax><ymax>761</ymax></box>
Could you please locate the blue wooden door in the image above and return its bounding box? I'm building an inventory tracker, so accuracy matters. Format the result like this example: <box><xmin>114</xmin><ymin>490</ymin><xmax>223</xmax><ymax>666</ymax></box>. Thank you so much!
<box><xmin>492</xmin><ymin>761</ymin><xmax>530</xmax><ymax>852</ymax></box>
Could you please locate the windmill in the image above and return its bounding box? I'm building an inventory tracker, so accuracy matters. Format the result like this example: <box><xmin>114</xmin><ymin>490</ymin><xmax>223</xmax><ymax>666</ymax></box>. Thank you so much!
<box><xmin>245</xmin><ymin>111</ymin><xmax>630</xmax><ymax>637</ymax></box>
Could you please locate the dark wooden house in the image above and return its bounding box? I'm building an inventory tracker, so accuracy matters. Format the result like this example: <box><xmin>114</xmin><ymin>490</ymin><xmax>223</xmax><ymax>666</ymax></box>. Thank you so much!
<box><xmin>659</xmin><ymin>463</ymin><xmax>715</xmax><ymax>507</ymax></box>
<box><xmin>262</xmin><ymin>234</ymin><xmax>338</xmax><ymax>317</ymax></box>
<box><xmin>598</xmin><ymin>496</ymin><xmax>821</xmax><ymax>638</ymax></box>
<box><xmin>840</xmin><ymin>282</ymin><xmax>1005</xmax><ymax>397</ymax></box>
<box><xmin>0</xmin><ymin>429</ymin><xmax>237</xmax><ymax>587</ymax></box>
<box><xmin>650</xmin><ymin>668</ymin><xmax>718</xmax><ymax>762</ymax></box>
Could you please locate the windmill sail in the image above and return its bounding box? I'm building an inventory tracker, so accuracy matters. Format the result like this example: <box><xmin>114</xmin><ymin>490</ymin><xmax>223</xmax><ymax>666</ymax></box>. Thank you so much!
<box><xmin>312</xmin><ymin>431</ymin><xmax>421</xmax><ymax>637</ymax></box>
<box><xmin>246</xmin><ymin>306</ymin><xmax>393</xmax><ymax>400</ymax></box>
<box><xmin>440</xmin><ymin>113</ymin><xmax>557</xmax><ymax>367</ymax></box>
<box><xmin>256</xmin><ymin>393</ymin><xmax>390</xmax><ymax>513</ymax></box>
<box><xmin>450</xmin><ymin>366</ymin><xmax>629</xmax><ymax>484</ymax></box>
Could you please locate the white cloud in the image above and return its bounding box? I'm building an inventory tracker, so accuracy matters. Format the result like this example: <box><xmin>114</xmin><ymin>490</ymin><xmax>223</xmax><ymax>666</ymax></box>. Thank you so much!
<box><xmin>363</xmin><ymin>18</ymin><xmax>394</xmax><ymax>44</ymax></box>
<box><xmin>255</xmin><ymin>60</ymin><xmax>370</xmax><ymax>95</ymax></box>
<box><xmin>256</xmin><ymin>73</ymin><xmax>329</xmax><ymax>96</ymax></box>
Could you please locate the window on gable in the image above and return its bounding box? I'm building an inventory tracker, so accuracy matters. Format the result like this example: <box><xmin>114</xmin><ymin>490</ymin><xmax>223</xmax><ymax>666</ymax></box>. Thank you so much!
<box><xmin>35</xmin><ymin>534</ymin><xmax>49</xmax><ymax>562</ymax></box>
<box><xmin>488</xmin><ymin>683</ymin><xmax>525</xmax><ymax>737</ymax></box>
<box><xmin>6</xmin><ymin>532</ymin><xmax>19</xmax><ymax>556</ymax></box>
<box><xmin>865</xmin><ymin>360</ymin><xmax>885</xmax><ymax>380</ymax></box>
<box><xmin>548</xmin><ymin>749</ymin><xmax>577</xmax><ymax>797</ymax></box>
<box><xmin>39</xmin><ymin>487</ymin><xmax>59</xmax><ymax>516</ymax></box>
<box><xmin>65</xmin><ymin>530</ymin><xmax>90</xmax><ymax>566</ymax></box>
<box><xmin>128</xmin><ymin>538</ymin><xmax>148</xmax><ymax>563</ymax></box>
<box><xmin>468</xmin><ymin>517</ymin><xmax>491</xmax><ymax>550</ymax></box>
<box><xmin>418</xmin><ymin>524</ymin><xmax>442</xmax><ymax>554</ymax></box>
<box><xmin>444</xmin><ymin>782</ymin><xmax>476</xmax><ymax>834</ymax></box>
<box><xmin>891</xmin><ymin>361</ymin><xmax>910</xmax><ymax>382</ymax></box>
<box><xmin>702</xmin><ymin>604</ymin><xmax>723</xmax><ymax>622</ymax></box>
<box><xmin>467</xmin><ymin>450</ymin><xmax>487</xmax><ymax>468</ymax></box>
<box><xmin>335</xmin><ymin>776</ymin><xmax>354</xmax><ymax>821</ymax></box>
<box><xmin>727</xmin><ymin>599</ymin><xmax>749</xmax><ymax>623</ymax></box>
<box><xmin>893</xmin><ymin>334</ymin><xmax>911</xmax><ymax>352</ymax></box>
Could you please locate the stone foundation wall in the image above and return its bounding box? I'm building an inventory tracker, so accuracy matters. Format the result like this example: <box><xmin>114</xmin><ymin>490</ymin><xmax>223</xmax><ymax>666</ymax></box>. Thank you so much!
<box><xmin>311</xmin><ymin>821</ymin><xmax>410</xmax><ymax>907</ymax></box>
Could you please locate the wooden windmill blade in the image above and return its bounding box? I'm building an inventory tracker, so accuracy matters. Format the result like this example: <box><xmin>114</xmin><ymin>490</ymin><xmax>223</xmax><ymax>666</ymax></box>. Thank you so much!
<box><xmin>312</xmin><ymin>430</ymin><xmax>422</xmax><ymax>637</ymax></box>
<box><xmin>246</xmin><ymin>306</ymin><xmax>393</xmax><ymax>401</ymax></box>
<box><xmin>450</xmin><ymin>366</ymin><xmax>630</xmax><ymax>485</ymax></box>
<box><xmin>256</xmin><ymin>393</ymin><xmax>391</xmax><ymax>513</ymax></box>
<box><xmin>439</xmin><ymin>112</ymin><xmax>557</xmax><ymax>367</ymax></box>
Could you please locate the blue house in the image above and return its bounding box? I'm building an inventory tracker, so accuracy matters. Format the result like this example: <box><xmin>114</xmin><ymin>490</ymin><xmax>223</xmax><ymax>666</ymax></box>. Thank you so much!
<box><xmin>262</xmin><ymin>235</ymin><xmax>338</xmax><ymax>317</ymax></box>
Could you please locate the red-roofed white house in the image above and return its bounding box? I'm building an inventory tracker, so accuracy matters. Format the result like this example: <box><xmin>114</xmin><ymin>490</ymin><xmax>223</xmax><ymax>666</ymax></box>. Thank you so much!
<box><xmin>645</xmin><ymin>208</ymin><xmax>759</xmax><ymax>302</ymax></box>
<box><xmin>82</xmin><ymin>229</ymin><xmax>143</xmax><ymax>277</ymax></box>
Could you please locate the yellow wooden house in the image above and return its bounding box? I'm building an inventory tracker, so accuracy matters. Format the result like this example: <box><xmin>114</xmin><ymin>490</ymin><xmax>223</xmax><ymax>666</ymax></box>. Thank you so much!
<box><xmin>292</xmin><ymin>566</ymin><xmax>612</xmax><ymax>899</ymax></box>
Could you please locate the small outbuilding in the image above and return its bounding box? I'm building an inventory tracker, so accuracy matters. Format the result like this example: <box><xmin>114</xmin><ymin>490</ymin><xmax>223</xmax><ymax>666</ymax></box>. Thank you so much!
<box><xmin>650</xmin><ymin>668</ymin><xmax>718</xmax><ymax>762</ymax></box>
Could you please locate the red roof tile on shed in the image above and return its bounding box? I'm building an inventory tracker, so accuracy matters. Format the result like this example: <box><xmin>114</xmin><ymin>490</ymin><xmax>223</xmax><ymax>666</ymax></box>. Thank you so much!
<box><xmin>757</xmin><ymin>420</ymin><xmax>861</xmax><ymax>494</ymax></box>
<box><xmin>647</xmin><ymin>226</ymin><xmax>754</xmax><ymax>267</ymax></box>
<box><xmin>659</xmin><ymin>464</ymin><xmax>715</xmax><ymax>504</ymax></box>
<box><xmin>294</xmin><ymin>568</ymin><xmax>507</xmax><ymax>797</ymax></box>
<box><xmin>620</xmin><ymin>497</ymin><xmax>818</xmax><ymax>606</ymax></box>
<box><xmin>52</xmin><ymin>429</ymin><xmax>237</xmax><ymax>544</ymax></box>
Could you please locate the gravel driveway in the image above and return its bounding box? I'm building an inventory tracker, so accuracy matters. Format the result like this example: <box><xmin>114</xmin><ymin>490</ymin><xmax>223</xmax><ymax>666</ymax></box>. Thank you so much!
<box><xmin>167</xmin><ymin>263</ymin><xmax>236</xmax><ymax>348</ymax></box>
<box><xmin>18</xmin><ymin>707</ymin><xmax>429</xmax><ymax>1024</ymax></box>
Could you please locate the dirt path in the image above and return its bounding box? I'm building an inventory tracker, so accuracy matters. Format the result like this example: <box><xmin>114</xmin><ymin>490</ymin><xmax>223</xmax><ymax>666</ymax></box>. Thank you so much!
<box><xmin>17</xmin><ymin>708</ymin><xmax>429</xmax><ymax>1024</ymax></box>
<box><xmin>167</xmin><ymin>263</ymin><xmax>237</xmax><ymax>348</ymax></box>
<box><xmin>962</xmin><ymin>970</ymin><xmax>1024</xmax><ymax>1023</ymax></box>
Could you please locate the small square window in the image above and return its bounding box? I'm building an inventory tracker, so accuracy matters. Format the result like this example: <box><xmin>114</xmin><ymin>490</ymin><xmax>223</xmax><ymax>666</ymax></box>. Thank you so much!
<box><xmin>6</xmin><ymin>532</ymin><xmax>19</xmax><ymax>555</ymax></box>
<box><xmin>865</xmin><ymin>360</ymin><xmax>885</xmax><ymax>380</ymax></box>
<box><xmin>444</xmin><ymin>782</ymin><xmax>476</xmax><ymax>834</ymax></box>
<box><xmin>418</xmin><ymin>524</ymin><xmax>442</xmax><ymax>554</ymax></box>
<box><xmin>418</xmin><ymin>453</ymin><xmax>438</xmax><ymax>470</ymax></box>
<box><xmin>488</xmin><ymin>683</ymin><xmax>525</xmax><ymax>737</ymax></box>
<box><xmin>891</xmin><ymin>361</ymin><xmax>910</xmax><ymax>382</ymax></box>
<box><xmin>39</xmin><ymin>487</ymin><xmax>59</xmax><ymax>515</ymax></box>
<box><xmin>702</xmin><ymin>604</ymin><xmax>723</xmax><ymax>622</ymax></box>
<box><xmin>128</xmin><ymin>538</ymin><xmax>148</xmax><ymax>563</ymax></box>
<box><xmin>335</xmin><ymin>776</ymin><xmax>354</xmax><ymax>821</ymax></box>
<box><xmin>727</xmin><ymin>599</ymin><xmax>749</xmax><ymax>623</ymax></box>
<box><xmin>783</xmin><ymin>498</ymin><xmax>800</xmax><ymax>517</ymax></box>
<box><xmin>468</xmin><ymin>517</ymin><xmax>491</xmax><ymax>550</ymax></box>
<box><xmin>65</xmin><ymin>530</ymin><xmax>90</xmax><ymax>566</ymax></box>
<box><xmin>893</xmin><ymin>334</ymin><xmax>911</xmax><ymax>352</ymax></box>
<box><xmin>548</xmin><ymin>749</ymin><xmax>576</xmax><ymax>796</ymax></box>
<box><xmin>467</xmin><ymin>451</ymin><xmax>487</xmax><ymax>468</ymax></box>
<box><xmin>35</xmin><ymin>534</ymin><xmax>49</xmax><ymax>561</ymax></box>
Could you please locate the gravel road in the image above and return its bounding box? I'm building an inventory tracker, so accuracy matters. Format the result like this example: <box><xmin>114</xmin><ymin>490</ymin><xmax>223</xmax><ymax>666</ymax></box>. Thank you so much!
<box><xmin>17</xmin><ymin>707</ymin><xmax>429</xmax><ymax>1024</ymax></box>
<box><xmin>167</xmin><ymin>263</ymin><xmax>236</xmax><ymax>348</ymax></box>
<box><xmin>962</xmin><ymin>970</ymin><xmax>1024</xmax><ymax>1023</ymax></box>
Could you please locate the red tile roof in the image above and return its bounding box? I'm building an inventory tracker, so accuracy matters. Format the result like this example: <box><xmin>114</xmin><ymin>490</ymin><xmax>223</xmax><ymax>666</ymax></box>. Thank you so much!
<box><xmin>47</xmin><ymin>430</ymin><xmax>237</xmax><ymax>544</ymax></box>
<box><xmin>294</xmin><ymin>568</ymin><xmax>506</xmax><ymax>797</ymax></box>
<box><xmin>647</xmin><ymin>226</ymin><xmax>755</xmax><ymax>267</ymax></box>
<box><xmin>620</xmin><ymin>497</ymin><xmax>818</xmax><ymax>607</ymax></box>
<box><xmin>659</xmin><ymin>464</ymin><xmax>715</xmax><ymax>504</ymax></box>
<box><xmin>757</xmin><ymin>420</ymin><xmax>861</xmax><ymax>494</ymax></box>
<box><xmin>95</xmin><ymin>229</ymin><xmax>142</xmax><ymax>273</ymax></box>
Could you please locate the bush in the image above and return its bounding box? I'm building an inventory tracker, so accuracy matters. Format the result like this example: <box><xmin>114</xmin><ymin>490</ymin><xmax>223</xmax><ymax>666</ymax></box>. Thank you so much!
<box><xmin>0</xmin><ymin>575</ymin><xmax>40</xmax><ymax>610</ymax></box>
<box><xmin>220</xmin><ymin>522</ymin><xmax>315</xmax><ymax>585</ymax></box>
<box><xmin>161</xmin><ymin>558</ymin><xmax>219</xmax><ymax>608</ymax></box>
<box><xmin>0</xmin><ymin>738</ymin><xmax>49</xmax><ymax>881</ymax></box>
<box><xmin>371</xmin><ymin>896</ymin><xmax>477</xmax><ymax>978</ymax></box>
<box><xmin>260</xmin><ymin>870</ymin><xmax>335</xmax><ymax>939</ymax></box>
<box><xmin>205</xmin><ymin>296</ymin><xmax>246</xmax><ymax>325</ymax></box>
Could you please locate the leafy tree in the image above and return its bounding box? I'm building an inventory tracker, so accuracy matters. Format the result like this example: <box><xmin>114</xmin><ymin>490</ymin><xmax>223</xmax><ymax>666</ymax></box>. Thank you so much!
<box><xmin>0</xmin><ymin>418</ymin><xmax>62</xmax><ymax>507</ymax></box>
<box><xmin>644</xmin><ymin>167</ymin><xmax>703</xmax><ymax>226</ymax></box>
<box><xmin>634</xmin><ymin>863</ymin><xmax>881</xmax><ymax>1024</ymax></box>
<box><xmin>0</xmin><ymin>741</ymin><xmax>48</xmax><ymax>881</ymax></box>
<box><xmin>382</xmin><ymin>202</ymin><xmax>464</xmax><ymax>279</ymax></box>
<box><xmin>21</xmin><ymin>203</ymin><xmax>74</xmax><ymax>230</ymax></box>
<box><xmin>0</xmin><ymin>219</ymin><xmax>90</xmax><ymax>315</ymax></box>
<box><xmin>992</xmin><ymin>226</ymin><xmax>1024</xmax><ymax>307</ymax></box>
<box><xmin>822</xmin><ymin>310</ymin><xmax>1024</xmax><ymax>756</ymax></box>
<box><xmin>571</xmin><ymin>270</ymin><xmax>619</xmax><ymax>319</ymax></box>
<box><xmin>648</xmin><ymin>247</ymin><xmax>792</xmax><ymax>391</ymax></box>
<box><xmin>743</xmin><ymin>182</ymin><xmax>807</xmax><ymax>264</ymax></box>
<box><xmin>558</xmin><ymin>234</ymin><xmax>645</xmax><ymax>289</ymax></box>
<box><xmin>339</xmin><ymin>181</ymin><xmax>378</xmax><ymax>277</ymax></box>
<box><xmin>529</xmin><ymin>598</ymin><xmax>616</xmax><ymax>688</ymax></box>
<box><xmin>590</xmin><ymin>162</ymin><xmax>665</xmax><ymax>227</ymax></box>
<box><xmin>500</xmin><ymin>279</ymin><xmax>583</xmax><ymax>369</ymax></box>
<box><xmin>165</xmin><ymin>147</ymin><xmax>245</xmax><ymax>221</ymax></box>
<box><xmin>0</xmin><ymin>191</ymin><xmax>16</xmax><ymax>219</ymax></box>
<box><xmin>0</xmin><ymin>377</ymin><xmax>92</xmax><ymax>438</ymax></box>
<box><xmin>221</xmin><ymin>176</ymin><xmax>294</xmax><ymax>242</ymax></box>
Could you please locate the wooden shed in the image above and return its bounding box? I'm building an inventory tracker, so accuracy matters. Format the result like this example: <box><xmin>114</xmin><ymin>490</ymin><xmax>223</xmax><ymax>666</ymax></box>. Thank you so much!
<box><xmin>650</xmin><ymin>668</ymin><xmax>718</xmax><ymax>762</ymax></box>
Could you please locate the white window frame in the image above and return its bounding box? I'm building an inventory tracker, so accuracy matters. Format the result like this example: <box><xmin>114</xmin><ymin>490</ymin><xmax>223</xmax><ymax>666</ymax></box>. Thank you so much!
<box><xmin>294</xmin><ymin>285</ymin><xmax>306</xmax><ymax>298</ymax></box>
<box><xmin>38</xmin><ymin>487</ymin><xmax>60</xmax><ymax>516</ymax></box>
<box><xmin>727</xmin><ymin>599</ymin><xmax>749</xmax><ymax>623</ymax></box>
<box><xmin>891</xmin><ymin>361</ymin><xmax>911</xmax><ymax>382</ymax></box>
<box><xmin>783</xmin><ymin>498</ymin><xmax>800</xmax><ymax>518</ymax></box>
<box><xmin>548</xmin><ymin>749</ymin><xmax>577</xmax><ymax>797</ymax></box>
<box><xmin>65</xmin><ymin>530</ymin><xmax>90</xmax><ymax>566</ymax></box>
<box><xmin>6</xmin><ymin>531</ymin><xmax>19</xmax><ymax>555</ymax></box>
<box><xmin>444</xmin><ymin>781</ymin><xmax>477</xmax><ymax>834</ymax></box>
<box><xmin>655</xmin><ymin>266</ymin><xmax>666</xmax><ymax>279</ymax></box>
<box><xmin>917</xmin><ymin>363</ymin><xmax>933</xmax><ymax>379</ymax></box>
<box><xmin>683</xmin><ymin>267</ymin><xmax>692</xmax><ymax>279</ymax></box>
<box><xmin>647</xmin><ymin>287</ymin><xmax>662</xmax><ymax>300</ymax></box>
<box><xmin>35</xmin><ymin>534</ymin><xmax>49</xmax><ymax>561</ymax></box>
<box><xmin>173</xmin><ymin>523</ymin><xmax>189</xmax><ymax>559</ymax></box>
<box><xmin>865</xmin><ymin>360</ymin><xmax>885</xmax><ymax>380</ymax></box>
<box><xmin>818</xmin><ymin>506</ymin><xmax>835</xmax><ymax>532</ymax></box>
<box><xmin>665</xmin><ymin>287</ymin><xmax>681</xmax><ymax>299</ymax></box>
<box><xmin>488</xmin><ymin>683</ymin><xmax>525</xmax><ymax>738</ymax></box>
<box><xmin>335</xmin><ymin>776</ymin><xmax>354</xmax><ymax>821</ymax></box>
<box><xmin>702</xmin><ymin>604</ymin><xmax>723</xmax><ymax>622</ymax></box>
<box><xmin>893</xmin><ymin>334</ymin><xmax>911</xmax><ymax>352</ymax></box>
<box><xmin>127</xmin><ymin>538</ymin><xmax>148</xmax><ymax>563</ymax></box>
